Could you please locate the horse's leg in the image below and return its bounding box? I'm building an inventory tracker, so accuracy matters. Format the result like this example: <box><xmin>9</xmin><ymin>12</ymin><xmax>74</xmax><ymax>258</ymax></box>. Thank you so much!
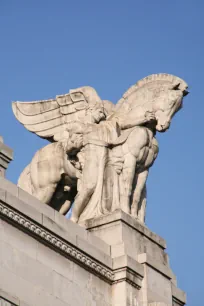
<box><xmin>120</xmin><ymin>153</ymin><xmax>137</xmax><ymax>214</ymax></box>
<box><xmin>131</xmin><ymin>170</ymin><xmax>148</xmax><ymax>219</ymax></box>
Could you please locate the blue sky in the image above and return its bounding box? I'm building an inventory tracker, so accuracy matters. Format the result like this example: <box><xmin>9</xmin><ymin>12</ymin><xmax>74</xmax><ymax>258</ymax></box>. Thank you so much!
<box><xmin>0</xmin><ymin>1</ymin><xmax>203</xmax><ymax>304</ymax></box>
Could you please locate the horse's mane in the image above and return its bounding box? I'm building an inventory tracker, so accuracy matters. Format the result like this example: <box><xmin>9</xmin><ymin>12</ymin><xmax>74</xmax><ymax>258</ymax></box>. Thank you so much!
<box><xmin>115</xmin><ymin>73</ymin><xmax>188</xmax><ymax>113</ymax></box>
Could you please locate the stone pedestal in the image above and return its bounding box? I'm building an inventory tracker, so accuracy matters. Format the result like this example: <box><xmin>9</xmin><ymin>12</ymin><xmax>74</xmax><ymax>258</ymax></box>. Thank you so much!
<box><xmin>84</xmin><ymin>211</ymin><xmax>186</xmax><ymax>306</ymax></box>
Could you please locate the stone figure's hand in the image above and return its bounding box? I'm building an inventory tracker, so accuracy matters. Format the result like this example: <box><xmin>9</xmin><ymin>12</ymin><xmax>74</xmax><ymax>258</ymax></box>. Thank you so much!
<box><xmin>144</xmin><ymin>111</ymin><xmax>156</xmax><ymax>122</ymax></box>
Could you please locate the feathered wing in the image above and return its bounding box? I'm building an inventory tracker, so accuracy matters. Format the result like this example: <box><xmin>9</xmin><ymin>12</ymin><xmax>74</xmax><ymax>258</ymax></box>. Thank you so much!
<box><xmin>12</xmin><ymin>86</ymin><xmax>103</xmax><ymax>142</ymax></box>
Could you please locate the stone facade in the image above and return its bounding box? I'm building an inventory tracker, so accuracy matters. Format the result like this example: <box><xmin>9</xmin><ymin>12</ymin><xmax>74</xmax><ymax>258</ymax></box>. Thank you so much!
<box><xmin>0</xmin><ymin>175</ymin><xmax>186</xmax><ymax>306</ymax></box>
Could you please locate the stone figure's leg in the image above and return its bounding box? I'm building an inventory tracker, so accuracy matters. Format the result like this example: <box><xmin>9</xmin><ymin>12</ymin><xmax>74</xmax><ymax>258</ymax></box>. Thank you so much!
<box><xmin>18</xmin><ymin>164</ymin><xmax>32</xmax><ymax>194</ymax></box>
<box><xmin>33</xmin><ymin>184</ymin><xmax>57</xmax><ymax>204</ymax></box>
<box><xmin>131</xmin><ymin>170</ymin><xmax>148</xmax><ymax>219</ymax></box>
<box><xmin>120</xmin><ymin>153</ymin><xmax>137</xmax><ymax>214</ymax></box>
<box><xmin>70</xmin><ymin>146</ymin><xmax>98</xmax><ymax>223</ymax></box>
<box><xmin>29</xmin><ymin>144</ymin><xmax>64</xmax><ymax>205</ymax></box>
<box><xmin>59</xmin><ymin>200</ymin><xmax>72</xmax><ymax>215</ymax></box>
<box><xmin>137</xmin><ymin>184</ymin><xmax>147</xmax><ymax>223</ymax></box>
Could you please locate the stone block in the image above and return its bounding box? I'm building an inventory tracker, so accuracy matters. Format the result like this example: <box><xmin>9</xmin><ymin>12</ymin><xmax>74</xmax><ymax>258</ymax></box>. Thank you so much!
<box><xmin>90</xmin><ymin>274</ymin><xmax>112</xmax><ymax>305</ymax></box>
<box><xmin>86</xmin><ymin>210</ymin><xmax>166</xmax><ymax>249</ymax></box>
<box><xmin>42</xmin><ymin>214</ymin><xmax>77</xmax><ymax>246</ymax></box>
<box><xmin>54</xmin><ymin>211</ymin><xmax>88</xmax><ymax>240</ymax></box>
<box><xmin>138</xmin><ymin>253</ymin><xmax>175</xmax><ymax>280</ymax></box>
<box><xmin>172</xmin><ymin>284</ymin><xmax>186</xmax><ymax>305</ymax></box>
<box><xmin>112</xmin><ymin>255</ymin><xmax>144</xmax><ymax>277</ymax></box>
<box><xmin>144</xmin><ymin>265</ymin><xmax>172</xmax><ymax>305</ymax></box>
<box><xmin>76</xmin><ymin>236</ymin><xmax>112</xmax><ymax>268</ymax></box>
<box><xmin>0</xmin><ymin>288</ymin><xmax>19</xmax><ymax>306</ymax></box>
<box><xmin>86</xmin><ymin>211</ymin><xmax>168</xmax><ymax>265</ymax></box>
<box><xmin>0</xmin><ymin>240</ymin><xmax>53</xmax><ymax>294</ymax></box>
<box><xmin>0</xmin><ymin>220</ymin><xmax>38</xmax><ymax>259</ymax></box>
<box><xmin>18</xmin><ymin>187</ymin><xmax>55</xmax><ymax>221</ymax></box>
<box><xmin>89</xmin><ymin>220</ymin><xmax>123</xmax><ymax>246</ymax></box>
<box><xmin>36</xmin><ymin>242</ymin><xmax>74</xmax><ymax>280</ymax></box>
<box><xmin>111</xmin><ymin>242</ymin><xmax>125</xmax><ymax>258</ymax></box>
<box><xmin>0</xmin><ymin>266</ymin><xmax>37</xmax><ymax>306</ymax></box>
<box><xmin>52</xmin><ymin>271</ymin><xmax>73</xmax><ymax>303</ymax></box>
<box><xmin>5</xmin><ymin>191</ymin><xmax>43</xmax><ymax>225</ymax></box>
<box><xmin>69</xmin><ymin>282</ymin><xmax>88</xmax><ymax>306</ymax></box>
<box><xmin>0</xmin><ymin>298</ymin><xmax>16</xmax><ymax>306</ymax></box>
<box><xmin>0</xmin><ymin>188</ymin><xmax>6</xmax><ymax>202</ymax></box>
<box><xmin>87</xmin><ymin>231</ymin><xmax>111</xmax><ymax>256</ymax></box>
<box><xmin>0</xmin><ymin>177</ymin><xmax>18</xmax><ymax>197</ymax></box>
<box><xmin>73</xmin><ymin>261</ymin><xmax>92</xmax><ymax>290</ymax></box>
<box><xmin>112</xmin><ymin>281</ymin><xmax>127</xmax><ymax>306</ymax></box>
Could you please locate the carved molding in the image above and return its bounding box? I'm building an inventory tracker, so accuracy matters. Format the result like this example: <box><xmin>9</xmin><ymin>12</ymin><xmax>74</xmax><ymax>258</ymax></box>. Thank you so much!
<box><xmin>172</xmin><ymin>297</ymin><xmax>185</xmax><ymax>306</ymax></box>
<box><xmin>0</xmin><ymin>297</ymin><xmax>16</xmax><ymax>306</ymax></box>
<box><xmin>0</xmin><ymin>201</ymin><xmax>114</xmax><ymax>283</ymax></box>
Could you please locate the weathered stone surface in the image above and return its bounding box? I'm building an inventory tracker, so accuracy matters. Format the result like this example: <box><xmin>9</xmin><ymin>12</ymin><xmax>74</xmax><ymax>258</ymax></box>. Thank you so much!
<box><xmin>172</xmin><ymin>285</ymin><xmax>186</xmax><ymax>306</ymax></box>
<box><xmin>12</xmin><ymin>74</ymin><xmax>188</xmax><ymax>225</ymax></box>
<box><xmin>0</xmin><ymin>159</ymin><xmax>187</xmax><ymax>305</ymax></box>
<box><xmin>85</xmin><ymin>210</ymin><xmax>168</xmax><ymax>265</ymax></box>
<box><xmin>0</xmin><ymin>288</ymin><xmax>19</xmax><ymax>306</ymax></box>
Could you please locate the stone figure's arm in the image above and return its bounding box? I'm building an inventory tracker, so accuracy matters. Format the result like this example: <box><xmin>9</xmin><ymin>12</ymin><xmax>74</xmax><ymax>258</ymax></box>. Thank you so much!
<box><xmin>118</xmin><ymin>110</ymin><xmax>155</xmax><ymax>130</ymax></box>
<box><xmin>66</xmin><ymin>121</ymin><xmax>87</xmax><ymax>135</ymax></box>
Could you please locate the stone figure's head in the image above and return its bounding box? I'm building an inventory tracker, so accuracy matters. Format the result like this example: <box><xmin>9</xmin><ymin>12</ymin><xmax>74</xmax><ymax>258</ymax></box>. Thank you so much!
<box><xmin>90</xmin><ymin>104</ymin><xmax>106</xmax><ymax>123</ymax></box>
<box><xmin>153</xmin><ymin>82</ymin><xmax>188</xmax><ymax>132</ymax></box>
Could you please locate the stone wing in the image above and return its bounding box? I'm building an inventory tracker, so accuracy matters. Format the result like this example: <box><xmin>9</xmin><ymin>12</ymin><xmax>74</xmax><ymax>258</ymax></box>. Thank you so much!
<box><xmin>12</xmin><ymin>87</ymin><xmax>101</xmax><ymax>142</ymax></box>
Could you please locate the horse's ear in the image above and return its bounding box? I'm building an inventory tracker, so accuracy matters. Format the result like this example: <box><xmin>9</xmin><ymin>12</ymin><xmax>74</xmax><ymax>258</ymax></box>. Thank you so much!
<box><xmin>169</xmin><ymin>82</ymin><xmax>189</xmax><ymax>96</ymax></box>
<box><xmin>169</xmin><ymin>82</ymin><xmax>181</xmax><ymax>90</ymax></box>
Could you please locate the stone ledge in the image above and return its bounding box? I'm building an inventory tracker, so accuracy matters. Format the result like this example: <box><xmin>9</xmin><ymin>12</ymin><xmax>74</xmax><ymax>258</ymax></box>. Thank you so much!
<box><xmin>112</xmin><ymin>255</ymin><xmax>144</xmax><ymax>289</ymax></box>
<box><xmin>0</xmin><ymin>288</ymin><xmax>19</xmax><ymax>305</ymax></box>
<box><xmin>172</xmin><ymin>284</ymin><xmax>186</xmax><ymax>305</ymax></box>
<box><xmin>0</xmin><ymin>197</ymin><xmax>114</xmax><ymax>283</ymax></box>
<box><xmin>0</xmin><ymin>189</ymin><xmax>143</xmax><ymax>289</ymax></box>
<box><xmin>84</xmin><ymin>209</ymin><xmax>166</xmax><ymax>249</ymax></box>
<box><xmin>0</xmin><ymin>178</ymin><xmax>111</xmax><ymax>256</ymax></box>
<box><xmin>138</xmin><ymin>253</ymin><xmax>176</xmax><ymax>280</ymax></box>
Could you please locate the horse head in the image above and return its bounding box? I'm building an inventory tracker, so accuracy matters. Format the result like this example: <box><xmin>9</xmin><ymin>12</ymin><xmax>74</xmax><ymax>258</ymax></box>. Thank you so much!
<box><xmin>152</xmin><ymin>81</ymin><xmax>189</xmax><ymax>132</ymax></box>
<box><xmin>114</xmin><ymin>74</ymin><xmax>189</xmax><ymax>132</ymax></box>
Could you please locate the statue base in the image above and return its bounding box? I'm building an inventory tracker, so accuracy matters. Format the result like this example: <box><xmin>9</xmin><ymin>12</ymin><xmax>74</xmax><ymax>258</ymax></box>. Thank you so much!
<box><xmin>83</xmin><ymin>210</ymin><xmax>186</xmax><ymax>306</ymax></box>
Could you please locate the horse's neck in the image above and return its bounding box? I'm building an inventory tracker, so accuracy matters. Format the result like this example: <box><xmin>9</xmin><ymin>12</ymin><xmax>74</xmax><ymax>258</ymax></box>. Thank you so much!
<box><xmin>131</xmin><ymin>101</ymin><xmax>153</xmax><ymax>113</ymax></box>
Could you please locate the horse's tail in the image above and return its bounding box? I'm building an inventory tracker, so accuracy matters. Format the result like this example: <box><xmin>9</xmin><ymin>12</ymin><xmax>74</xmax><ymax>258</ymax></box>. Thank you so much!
<box><xmin>18</xmin><ymin>164</ymin><xmax>32</xmax><ymax>194</ymax></box>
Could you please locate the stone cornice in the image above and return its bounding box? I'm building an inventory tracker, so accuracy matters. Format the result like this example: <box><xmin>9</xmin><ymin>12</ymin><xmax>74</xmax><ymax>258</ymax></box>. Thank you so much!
<box><xmin>0</xmin><ymin>200</ymin><xmax>114</xmax><ymax>283</ymax></box>
<box><xmin>0</xmin><ymin>199</ymin><xmax>144</xmax><ymax>289</ymax></box>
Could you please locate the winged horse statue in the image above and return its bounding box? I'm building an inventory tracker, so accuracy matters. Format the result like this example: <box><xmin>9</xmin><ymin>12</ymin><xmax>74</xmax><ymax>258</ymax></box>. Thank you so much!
<box><xmin>12</xmin><ymin>74</ymin><xmax>188</xmax><ymax>223</ymax></box>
